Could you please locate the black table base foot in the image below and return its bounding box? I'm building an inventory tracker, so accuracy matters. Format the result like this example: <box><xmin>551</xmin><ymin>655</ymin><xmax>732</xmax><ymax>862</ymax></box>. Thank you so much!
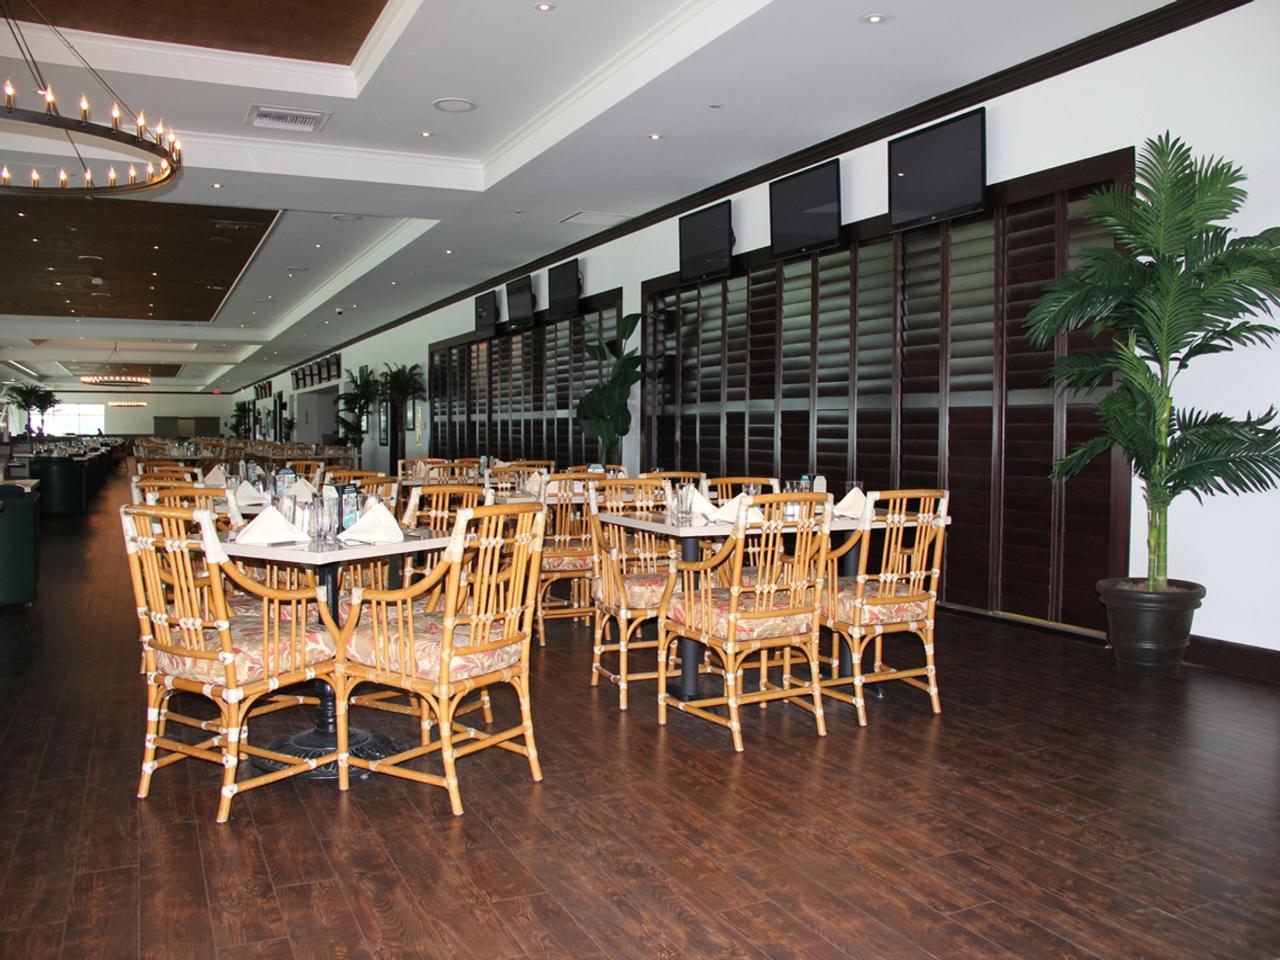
<box><xmin>252</xmin><ymin>726</ymin><xmax>404</xmax><ymax>780</ymax></box>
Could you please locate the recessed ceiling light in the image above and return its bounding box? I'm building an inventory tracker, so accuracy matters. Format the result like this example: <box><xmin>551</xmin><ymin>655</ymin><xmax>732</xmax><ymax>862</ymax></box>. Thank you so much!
<box><xmin>54</xmin><ymin>281</ymin><xmax>61</xmax><ymax>286</ymax></box>
<box><xmin>31</xmin><ymin>237</ymin><xmax>38</xmax><ymax>242</ymax></box>
<box><xmin>151</xmin><ymin>272</ymin><xmax>157</xmax><ymax>277</ymax></box>
<box><xmin>17</xmin><ymin>212</ymin><xmax>24</xmax><ymax>217</ymax></box>
<box><xmin>445</xmin><ymin>249</ymin><xmax>453</xmax><ymax>255</ymax></box>
<box><xmin>419</xmin><ymin>130</ymin><xmax>431</xmax><ymax>138</ymax></box>
<box><xmin>390</xmin><ymin>281</ymin><xmax>397</xmax><ymax>286</ymax></box>
<box><xmin>536</xmin><ymin>2</ymin><xmax>554</xmax><ymax>10</ymax></box>
<box><xmin>351</xmin><ymin>304</ymin><xmax>358</xmax><ymax>308</ymax></box>
<box><xmin>862</xmin><ymin>12</ymin><xmax>889</xmax><ymax>24</ymax></box>
<box><xmin>46</xmin><ymin>266</ymin><xmax>53</xmax><ymax>271</ymax></box>
<box><xmin>432</xmin><ymin>97</ymin><xmax>476</xmax><ymax>113</ymax></box>
<box><xmin>287</xmin><ymin>272</ymin><xmax>294</xmax><ymax>278</ymax></box>
<box><xmin>647</xmin><ymin>133</ymin><xmax>663</xmax><ymax>140</ymax></box>
<box><xmin>153</xmin><ymin>245</ymin><xmax>159</xmax><ymax>250</ymax></box>
<box><xmin>211</xmin><ymin>182</ymin><xmax>222</xmax><ymax>189</ymax></box>
<box><xmin>314</xmin><ymin>243</ymin><xmax>322</xmax><ymax>248</ymax></box>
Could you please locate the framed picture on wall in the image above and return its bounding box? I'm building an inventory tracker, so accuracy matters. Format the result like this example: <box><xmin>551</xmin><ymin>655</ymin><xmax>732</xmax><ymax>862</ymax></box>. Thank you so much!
<box><xmin>378</xmin><ymin>402</ymin><xmax>389</xmax><ymax>446</ymax></box>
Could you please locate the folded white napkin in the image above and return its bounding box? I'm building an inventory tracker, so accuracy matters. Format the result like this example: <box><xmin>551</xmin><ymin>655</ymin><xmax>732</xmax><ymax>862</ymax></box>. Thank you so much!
<box><xmin>235</xmin><ymin>505</ymin><xmax>306</xmax><ymax>545</ymax></box>
<box><xmin>833</xmin><ymin>486</ymin><xmax>868</xmax><ymax>519</ymax></box>
<box><xmin>222</xmin><ymin>488</ymin><xmax>246</xmax><ymax>527</ymax></box>
<box><xmin>711</xmin><ymin>492</ymin><xmax>765</xmax><ymax>525</ymax></box>
<box><xmin>203</xmin><ymin>465</ymin><xmax>226</xmax><ymax>487</ymax></box>
<box><xmin>287</xmin><ymin>478</ymin><xmax>318</xmax><ymax>503</ymax></box>
<box><xmin>414</xmin><ymin>461</ymin><xmax>430</xmax><ymax>479</ymax></box>
<box><xmin>338</xmin><ymin>501</ymin><xmax>404</xmax><ymax>544</ymax></box>
<box><xmin>235</xmin><ymin>481</ymin><xmax>266</xmax><ymax>506</ymax></box>
<box><xmin>687</xmin><ymin>488</ymin><xmax>718</xmax><ymax>521</ymax></box>
<box><xmin>400</xmin><ymin>487</ymin><xmax>422</xmax><ymax>526</ymax></box>
<box><xmin>524</xmin><ymin>472</ymin><xmax>545</xmax><ymax>497</ymax></box>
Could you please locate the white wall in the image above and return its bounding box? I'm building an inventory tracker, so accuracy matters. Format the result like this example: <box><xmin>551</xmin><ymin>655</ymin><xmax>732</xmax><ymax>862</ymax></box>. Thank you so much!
<box><xmin>5</xmin><ymin>390</ymin><xmax>236</xmax><ymax>435</ymax></box>
<box><xmin>237</xmin><ymin>1</ymin><xmax>1280</xmax><ymax>648</ymax></box>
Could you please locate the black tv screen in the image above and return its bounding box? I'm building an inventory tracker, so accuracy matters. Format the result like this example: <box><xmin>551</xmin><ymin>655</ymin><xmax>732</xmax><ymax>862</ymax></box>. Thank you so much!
<box><xmin>889</xmin><ymin>107</ymin><xmax>986</xmax><ymax>230</ymax></box>
<box><xmin>506</xmin><ymin>275</ymin><xmax>535</xmax><ymax>328</ymax></box>
<box><xmin>679</xmin><ymin>200</ymin><xmax>733</xmax><ymax>283</ymax></box>
<box><xmin>475</xmin><ymin>290</ymin><xmax>499</xmax><ymax>333</ymax></box>
<box><xmin>548</xmin><ymin>259</ymin><xmax>580</xmax><ymax>320</ymax></box>
<box><xmin>770</xmin><ymin>159</ymin><xmax>842</xmax><ymax>259</ymax></box>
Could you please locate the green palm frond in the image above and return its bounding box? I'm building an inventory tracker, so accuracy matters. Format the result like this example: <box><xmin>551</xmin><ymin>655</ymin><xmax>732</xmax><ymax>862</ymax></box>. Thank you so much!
<box><xmin>379</xmin><ymin>363</ymin><xmax>426</xmax><ymax>405</ymax></box>
<box><xmin>1166</xmin><ymin>407</ymin><xmax>1280</xmax><ymax>501</ymax></box>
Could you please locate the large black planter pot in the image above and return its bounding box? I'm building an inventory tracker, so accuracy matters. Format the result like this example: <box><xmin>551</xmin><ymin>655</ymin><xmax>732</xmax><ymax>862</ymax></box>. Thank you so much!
<box><xmin>1097</xmin><ymin>577</ymin><xmax>1206</xmax><ymax>678</ymax></box>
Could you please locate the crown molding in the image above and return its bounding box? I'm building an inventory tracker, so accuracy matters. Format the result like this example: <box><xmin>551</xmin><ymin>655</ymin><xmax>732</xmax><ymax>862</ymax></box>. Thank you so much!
<box><xmin>350</xmin><ymin>0</ymin><xmax>426</xmax><ymax>96</ymax></box>
<box><xmin>181</xmin><ymin>129</ymin><xmax>484</xmax><ymax>191</ymax></box>
<box><xmin>481</xmin><ymin>0</ymin><xmax>773</xmax><ymax>188</ymax></box>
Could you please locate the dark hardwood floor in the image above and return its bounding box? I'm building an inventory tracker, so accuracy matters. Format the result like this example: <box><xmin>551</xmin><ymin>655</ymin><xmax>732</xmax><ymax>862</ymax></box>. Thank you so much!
<box><xmin>1</xmin><ymin>469</ymin><xmax>1277</xmax><ymax>959</ymax></box>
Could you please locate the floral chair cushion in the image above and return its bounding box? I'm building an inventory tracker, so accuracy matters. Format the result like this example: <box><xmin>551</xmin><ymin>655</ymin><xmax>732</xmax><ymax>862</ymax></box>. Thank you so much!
<box><xmin>823</xmin><ymin>579</ymin><xmax>931</xmax><ymax>627</ymax></box>
<box><xmin>542</xmin><ymin>552</ymin><xmax>593</xmax><ymax>572</ymax></box>
<box><xmin>152</xmin><ymin>614</ymin><xmax>335</xmax><ymax>686</ymax></box>
<box><xmin>346</xmin><ymin>611</ymin><xmax>521</xmax><ymax>682</ymax></box>
<box><xmin>591</xmin><ymin>572</ymin><xmax>670</xmax><ymax>611</ymax></box>
<box><xmin>667</xmin><ymin>587</ymin><xmax>815</xmax><ymax>642</ymax></box>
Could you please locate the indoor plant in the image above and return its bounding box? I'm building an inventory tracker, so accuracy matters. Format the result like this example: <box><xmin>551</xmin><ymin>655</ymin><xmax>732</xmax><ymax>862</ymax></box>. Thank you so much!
<box><xmin>379</xmin><ymin>362</ymin><xmax>426</xmax><ymax>470</ymax></box>
<box><xmin>575</xmin><ymin>311</ymin><xmax>650</xmax><ymax>464</ymax></box>
<box><xmin>1026</xmin><ymin>133</ymin><xmax>1280</xmax><ymax>676</ymax></box>
<box><xmin>335</xmin><ymin>366</ymin><xmax>380</xmax><ymax>451</ymax></box>
<box><xmin>3</xmin><ymin>382</ymin><xmax>58</xmax><ymax>436</ymax></box>
<box><xmin>229</xmin><ymin>400</ymin><xmax>254</xmax><ymax>439</ymax></box>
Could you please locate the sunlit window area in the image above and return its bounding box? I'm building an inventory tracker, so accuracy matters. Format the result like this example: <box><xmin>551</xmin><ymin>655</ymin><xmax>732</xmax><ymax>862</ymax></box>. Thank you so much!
<box><xmin>35</xmin><ymin>402</ymin><xmax>106</xmax><ymax>436</ymax></box>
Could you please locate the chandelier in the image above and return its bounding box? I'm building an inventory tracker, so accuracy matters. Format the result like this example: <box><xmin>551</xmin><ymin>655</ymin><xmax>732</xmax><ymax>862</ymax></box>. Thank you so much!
<box><xmin>0</xmin><ymin>0</ymin><xmax>182</xmax><ymax>195</ymax></box>
<box><xmin>108</xmin><ymin>400</ymin><xmax>147</xmax><ymax>407</ymax></box>
<box><xmin>81</xmin><ymin>372</ymin><xmax>150</xmax><ymax>387</ymax></box>
<box><xmin>80</xmin><ymin>343</ymin><xmax>152</xmax><ymax>387</ymax></box>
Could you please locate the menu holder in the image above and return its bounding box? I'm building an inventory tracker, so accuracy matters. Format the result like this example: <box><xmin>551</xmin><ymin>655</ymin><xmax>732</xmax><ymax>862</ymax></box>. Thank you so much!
<box><xmin>339</xmin><ymin>483</ymin><xmax>360</xmax><ymax>531</ymax></box>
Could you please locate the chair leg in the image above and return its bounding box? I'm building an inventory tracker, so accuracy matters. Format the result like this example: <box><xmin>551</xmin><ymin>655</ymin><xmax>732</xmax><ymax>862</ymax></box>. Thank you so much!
<box><xmin>216</xmin><ymin>702</ymin><xmax>244</xmax><ymax>824</ymax></box>
<box><xmin>536</xmin><ymin>580</ymin><xmax>551</xmax><ymax>647</ymax></box>
<box><xmin>420</xmin><ymin>695</ymin><xmax>434</xmax><ymax>747</ymax></box>
<box><xmin>480</xmin><ymin>691</ymin><xmax>494</xmax><ymax>725</ymax></box>
<box><xmin>758</xmin><ymin>651</ymin><xmax>769</xmax><ymax>709</ymax></box>
<box><xmin>657</xmin><ymin>627</ymin><xmax>669</xmax><ymax>725</ymax></box>
<box><xmin>923</xmin><ymin>630</ymin><xmax>941</xmax><ymax>714</ymax></box>
<box><xmin>440</xmin><ymin>701</ymin><xmax>463</xmax><ymax>817</ymax></box>
<box><xmin>591</xmin><ymin>609</ymin><xmax>604</xmax><ymax>687</ymax></box>
<box><xmin>516</xmin><ymin>675</ymin><xmax>542</xmax><ymax>783</ymax></box>
<box><xmin>725</xmin><ymin>653</ymin><xmax>744</xmax><ymax>753</ymax></box>
<box><xmin>853</xmin><ymin>634</ymin><xmax>868</xmax><ymax>727</ymax></box>
<box><xmin>137</xmin><ymin>680</ymin><xmax>163</xmax><ymax>799</ymax></box>
<box><xmin>806</xmin><ymin>640</ymin><xmax>827</xmax><ymax>737</ymax></box>
<box><xmin>617</xmin><ymin>616</ymin><xmax>630</xmax><ymax>711</ymax></box>
<box><xmin>335</xmin><ymin>674</ymin><xmax>350</xmax><ymax>792</ymax></box>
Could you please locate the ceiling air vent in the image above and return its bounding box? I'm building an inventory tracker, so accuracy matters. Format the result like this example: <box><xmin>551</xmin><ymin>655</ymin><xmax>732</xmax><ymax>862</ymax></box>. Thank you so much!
<box><xmin>246</xmin><ymin>104</ymin><xmax>331</xmax><ymax>134</ymax></box>
<box><xmin>558</xmin><ymin>210</ymin><xmax>631</xmax><ymax>227</ymax></box>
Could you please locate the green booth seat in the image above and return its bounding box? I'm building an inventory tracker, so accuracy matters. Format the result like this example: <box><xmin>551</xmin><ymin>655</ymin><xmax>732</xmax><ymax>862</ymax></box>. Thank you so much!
<box><xmin>28</xmin><ymin>457</ymin><xmax>87</xmax><ymax>516</ymax></box>
<box><xmin>0</xmin><ymin>485</ymin><xmax>41</xmax><ymax>606</ymax></box>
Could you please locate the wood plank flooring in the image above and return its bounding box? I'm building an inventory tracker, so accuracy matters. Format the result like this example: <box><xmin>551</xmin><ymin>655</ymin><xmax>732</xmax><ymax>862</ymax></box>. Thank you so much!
<box><xmin>1</xmin><ymin>469</ymin><xmax>1277</xmax><ymax>959</ymax></box>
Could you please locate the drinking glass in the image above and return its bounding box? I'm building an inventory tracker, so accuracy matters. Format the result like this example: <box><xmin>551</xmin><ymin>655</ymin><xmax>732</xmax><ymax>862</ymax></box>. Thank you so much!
<box><xmin>676</xmin><ymin>482</ymin><xmax>695</xmax><ymax>524</ymax></box>
<box><xmin>321</xmin><ymin>498</ymin><xmax>340</xmax><ymax>544</ymax></box>
<box><xmin>278</xmin><ymin>495</ymin><xmax>297</xmax><ymax>525</ymax></box>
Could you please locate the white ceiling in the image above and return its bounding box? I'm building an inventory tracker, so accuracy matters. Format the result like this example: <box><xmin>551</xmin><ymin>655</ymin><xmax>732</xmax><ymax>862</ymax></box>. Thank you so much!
<box><xmin>0</xmin><ymin>0</ymin><xmax>1168</xmax><ymax>393</ymax></box>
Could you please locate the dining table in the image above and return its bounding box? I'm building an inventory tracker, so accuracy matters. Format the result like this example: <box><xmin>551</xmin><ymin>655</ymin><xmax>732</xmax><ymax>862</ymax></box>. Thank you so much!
<box><xmin>598</xmin><ymin>510</ymin><xmax>878</xmax><ymax>702</ymax></box>
<box><xmin>220</xmin><ymin>527</ymin><xmax>451</xmax><ymax>778</ymax></box>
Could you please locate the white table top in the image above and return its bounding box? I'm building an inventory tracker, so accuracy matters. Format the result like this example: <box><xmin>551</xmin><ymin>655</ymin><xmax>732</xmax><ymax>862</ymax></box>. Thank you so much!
<box><xmin>599</xmin><ymin>510</ymin><xmax>869</xmax><ymax>538</ymax></box>
<box><xmin>220</xmin><ymin>528</ymin><xmax>449</xmax><ymax>565</ymax></box>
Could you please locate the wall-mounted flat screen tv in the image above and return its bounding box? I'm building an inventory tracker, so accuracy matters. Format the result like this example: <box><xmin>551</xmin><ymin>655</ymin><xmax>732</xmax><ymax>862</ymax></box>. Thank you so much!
<box><xmin>548</xmin><ymin>259</ymin><xmax>581</xmax><ymax>321</ymax></box>
<box><xmin>679</xmin><ymin>200</ymin><xmax>733</xmax><ymax>283</ymax></box>
<box><xmin>889</xmin><ymin>107</ymin><xmax>986</xmax><ymax>230</ymax></box>
<box><xmin>475</xmin><ymin>290</ymin><xmax>499</xmax><ymax>334</ymax></box>
<box><xmin>770</xmin><ymin>159</ymin><xmax>842</xmax><ymax>259</ymax></box>
<box><xmin>506</xmin><ymin>274</ymin><xmax>536</xmax><ymax>329</ymax></box>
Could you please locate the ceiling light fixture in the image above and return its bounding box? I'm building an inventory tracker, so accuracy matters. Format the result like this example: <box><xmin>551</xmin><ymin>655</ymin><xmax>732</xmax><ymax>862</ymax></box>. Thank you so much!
<box><xmin>536</xmin><ymin>2</ymin><xmax>554</xmax><ymax>10</ymax></box>
<box><xmin>432</xmin><ymin>97</ymin><xmax>476</xmax><ymax>113</ymax></box>
<box><xmin>862</xmin><ymin>13</ymin><xmax>889</xmax><ymax>24</ymax></box>
<box><xmin>648</xmin><ymin>133</ymin><xmax>663</xmax><ymax>140</ymax></box>
<box><xmin>419</xmin><ymin>130</ymin><xmax>431</xmax><ymax>138</ymax></box>
<box><xmin>0</xmin><ymin>2</ymin><xmax>182</xmax><ymax>196</ymax></box>
<box><xmin>211</xmin><ymin>182</ymin><xmax>222</xmax><ymax>189</ymax></box>
<box><xmin>108</xmin><ymin>400</ymin><xmax>147</xmax><ymax>407</ymax></box>
<box><xmin>80</xmin><ymin>341</ymin><xmax>150</xmax><ymax>387</ymax></box>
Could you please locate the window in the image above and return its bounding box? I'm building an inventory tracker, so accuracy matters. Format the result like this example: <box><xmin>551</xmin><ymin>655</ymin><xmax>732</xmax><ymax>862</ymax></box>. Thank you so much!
<box><xmin>38</xmin><ymin>402</ymin><xmax>106</xmax><ymax>435</ymax></box>
<box><xmin>642</xmin><ymin>150</ymin><xmax>1134</xmax><ymax>632</ymax></box>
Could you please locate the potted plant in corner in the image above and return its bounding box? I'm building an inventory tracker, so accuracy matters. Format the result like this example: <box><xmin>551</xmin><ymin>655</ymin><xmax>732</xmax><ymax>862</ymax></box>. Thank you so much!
<box><xmin>379</xmin><ymin>363</ymin><xmax>426</xmax><ymax>471</ymax></box>
<box><xmin>575</xmin><ymin>312</ymin><xmax>650</xmax><ymax>464</ymax></box>
<box><xmin>335</xmin><ymin>366</ymin><xmax>380</xmax><ymax>459</ymax></box>
<box><xmin>1026</xmin><ymin>133</ymin><xmax>1280</xmax><ymax>677</ymax></box>
<box><xmin>3</xmin><ymin>382</ymin><xmax>58</xmax><ymax>437</ymax></box>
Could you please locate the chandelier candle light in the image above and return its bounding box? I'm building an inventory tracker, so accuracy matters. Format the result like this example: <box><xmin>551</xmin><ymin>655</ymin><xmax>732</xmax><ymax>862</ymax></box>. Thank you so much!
<box><xmin>0</xmin><ymin>2</ymin><xmax>182</xmax><ymax>196</ymax></box>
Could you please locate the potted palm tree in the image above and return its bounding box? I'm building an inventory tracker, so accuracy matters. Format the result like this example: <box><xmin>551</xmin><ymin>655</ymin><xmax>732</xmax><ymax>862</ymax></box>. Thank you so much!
<box><xmin>335</xmin><ymin>366</ymin><xmax>380</xmax><ymax>456</ymax></box>
<box><xmin>575</xmin><ymin>312</ymin><xmax>650</xmax><ymax>463</ymax></box>
<box><xmin>229</xmin><ymin>401</ymin><xmax>254</xmax><ymax>439</ymax></box>
<box><xmin>1026</xmin><ymin>133</ymin><xmax>1280</xmax><ymax>677</ymax></box>
<box><xmin>379</xmin><ymin>363</ymin><xmax>426</xmax><ymax>470</ymax></box>
<box><xmin>3</xmin><ymin>382</ymin><xmax>58</xmax><ymax>436</ymax></box>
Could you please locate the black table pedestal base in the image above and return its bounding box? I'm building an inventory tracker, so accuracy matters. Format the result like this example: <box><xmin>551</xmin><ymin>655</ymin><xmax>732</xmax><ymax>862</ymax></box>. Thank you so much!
<box><xmin>253</xmin><ymin>724</ymin><xmax>400</xmax><ymax>780</ymax></box>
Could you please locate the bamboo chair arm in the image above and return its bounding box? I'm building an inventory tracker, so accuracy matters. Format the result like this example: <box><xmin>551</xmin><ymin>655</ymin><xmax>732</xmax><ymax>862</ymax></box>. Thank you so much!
<box><xmin>220</xmin><ymin>560</ymin><xmax>318</xmax><ymax>603</ymax></box>
<box><xmin>352</xmin><ymin>549</ymin><xmax>451</xmax><ymax>604</ymax></box>
<box><xmin>674</xmin><ymin>534</ymin><xmax>737</xmax><ymax>573</ymax></box>
<box><xmin>827</xmin><ymin>529</ymin><xmax>866</xmax><ymax>561</ymax></box>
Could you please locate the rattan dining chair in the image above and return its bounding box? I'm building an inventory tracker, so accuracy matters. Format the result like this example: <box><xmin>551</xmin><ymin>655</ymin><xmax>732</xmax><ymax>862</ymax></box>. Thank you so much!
<box><xmin>820</xmin><ymin>489</ymin><xmax>950</xmax><ymax>726</ymax></box>
<box><xmin>325</xmin><ymin>469</ymin><xmax>383</xmax><ymax>486</ymax></box>
<box><xmin>703</xmin><ymin>476</ymin><xmax>780</xmax><ymax>504</ymax></box>
<box><xmin>642</xmin><ymin>470</ymin><xmax>705</xmax><ymax>486</ymax></box>
<box><xmin>536</xmin><ymin>473</ymin><xmax>595</xmax><ymax>646</ymax></box>
<box><xmin>324</xmin><ymin>502</ymin><xmax>545</xmax><ymax>814</ymax></box>
<box><xmin>286</xmin><ymin>459</ymin><xmax>325</xmax><ymax>485</ymax></box>
<box><xmin>657</xmin><ymin>492</ymin><xmax>830</xmax><ymax>751</ymax></box>
<box><xmin>586</xmin><ymin>500</ymin><xmax>673</xmax><ymax>710</ymax></box>
<box><xmin>122</xmin><ymin>504</ymin><xmax>337</xmax><ymax>822</ymax></box>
